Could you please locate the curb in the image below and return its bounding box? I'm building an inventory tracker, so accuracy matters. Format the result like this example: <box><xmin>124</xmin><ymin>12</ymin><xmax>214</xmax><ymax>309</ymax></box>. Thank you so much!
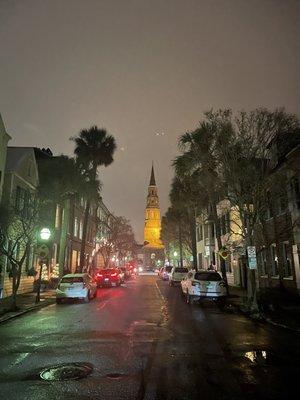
<box><xmin>226</xmin><ymin>301</ymin><xmax>300</xmax><ymax>333</ymax></box>
<box><xmin>0</xmin><ymin>298</ymin><xmax>56</xmax><ymax>324</ymax></box>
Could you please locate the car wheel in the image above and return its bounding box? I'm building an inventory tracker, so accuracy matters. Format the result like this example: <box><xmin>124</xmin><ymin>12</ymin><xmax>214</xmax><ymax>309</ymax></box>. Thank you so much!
<box><xmin>56</xmin><ymin>298</ymin><xmax>62</xmax><ymax>304</ymax></box>
<box><xmin>186</xmin><ymin>292</ymin><xmax>194</xmax><ymax>305</ymax></box>
<box><xmin>216</xmin><ymin>298</ymin><xmax>226</xmax><ymax>310</ymax></box>
<box><xmin>84</xmin><ymin>291</ymin><xmax>90</xmax><ymax>303</ymax></box>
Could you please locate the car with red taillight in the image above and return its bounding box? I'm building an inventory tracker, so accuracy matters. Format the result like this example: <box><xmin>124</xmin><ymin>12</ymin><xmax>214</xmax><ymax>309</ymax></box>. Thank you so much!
<box><xmin>56</xmin><ymin>273</ymin><xmax>97</xmax><ymax>303</ymax></box>
<box><xmin>96</xmin><ymin>268</ymin><xmax>122</xmax><ymax>288</ymax></box>
<box><xmin>181</xmin><ymin>270</ymin><xmax>227</xmax><ymax>307</ymax></box>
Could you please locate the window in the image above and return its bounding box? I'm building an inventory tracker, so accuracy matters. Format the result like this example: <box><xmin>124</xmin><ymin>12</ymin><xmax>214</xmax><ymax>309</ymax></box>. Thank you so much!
<box><xmin>270</xmin><ymin>244</ymin><xmax>278</xmax><ymax>276</ymax></box>
<box><xmin>258</xmin><ymin>247</ymin><xmax>267</xmax><ymax>275</ymax></box>
<box><xmin>211</xmin><ymin>224</ymin><xmax>215</xmax><ymax>238</ymax></box>
<box><xmin>79</xmin><ymin>221</ymin><xmax>83</xmax><ymax>239</ymax></box>
<box><xmin>225</xmin><ymin>259</ymin><xmax>232</xmax><ymax>273</ymax></box>
<box><xmin>194</xmin><ymin>272</ymin><xmax>222</xmax><ymax>281</ymax></box>
<box><xmin>55</xmin><ymin>205</ymin><xmax>61</xmax><ymax>228</ymax></box>
<box><xmin>197</xmin><ymin>226</ymin><xmax>203</xmax><ymax>241</ymax></box>
<box><xmin>282</xmin><ymin>242</ymin><xmax>292</xmax><ymax>277</ymax></box>
<box><xmin>290</xmin><ymin>177</ymin><xmax>300</xmax><ymax>210</ymax></box>
<box><xmin>226</xmin><ymin>213</ymin><xmax>231</xmax><ymax>233</ymax></box>
<box><xmin>61</xmin><ymin>276</ymin><xmax>83</xmax><ymax>283</ymax></box>
<box><xmin>204</xmin><ymin>225</ymin><xmax>209</xmax><ymax>239</ymax></box>
<box><xmin>174</xmin><ymin>268</ymin><xmax>188</xmax><ymax>273</ymax></box>
<box><xmin>277</xmin><ymin>194</ymin><xmax>288</xmax><ymax>215</ymax></box>
<box><xmin>198</xmin><ymin>253</ymin><xmax>203</xmax><ymax>269</ymax></box>
<box><xmin>74</xmin><ymin>217</ymin><xmax>78</xmax><ymax>237</ymax></box>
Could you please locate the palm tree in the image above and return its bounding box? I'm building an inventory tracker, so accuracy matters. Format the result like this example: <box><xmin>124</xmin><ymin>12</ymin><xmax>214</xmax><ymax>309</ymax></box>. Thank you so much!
<box><xmin>71</xmin><ymin>126</ymin><xmax>116</xmax><ymax>269</ymax></box>
<box><xmin>173</xmin><ymin>112</ymin><xmax>233</xmax><ymax>292</ymax></box>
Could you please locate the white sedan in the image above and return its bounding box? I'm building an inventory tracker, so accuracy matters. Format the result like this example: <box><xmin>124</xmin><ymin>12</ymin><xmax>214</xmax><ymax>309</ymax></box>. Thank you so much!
<box><xmin>181</xmin><ymin>270</ymin><xmax>227</xmax><ymax>307</ymax></box>
<box><xmin>169</xmin><ymin>267</ymin><xmax>189</xmax><ymax>286</ymax></box>
<box><xmin>56</xmin><ymin>273</ymin><xmax>97</xmax><ymax>304</ymax></box>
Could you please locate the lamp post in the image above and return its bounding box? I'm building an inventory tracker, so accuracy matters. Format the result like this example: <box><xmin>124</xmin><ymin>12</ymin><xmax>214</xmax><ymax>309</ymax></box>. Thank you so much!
<box><xmin>173</xmin><ymin>251</ymin><xmax>179</xmax><ymax>267</ymax></box>
<box><xmin>35</xmin><ymin>227</ymin><xmax>51</xmax><ymax>303</ymax></box>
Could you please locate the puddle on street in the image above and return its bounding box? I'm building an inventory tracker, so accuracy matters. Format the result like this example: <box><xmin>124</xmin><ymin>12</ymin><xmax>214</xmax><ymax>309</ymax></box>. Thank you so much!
<box><xmin>240</xmin><ymin>349</ymin><xmax>298</xmax><ymax>367</ymax></box>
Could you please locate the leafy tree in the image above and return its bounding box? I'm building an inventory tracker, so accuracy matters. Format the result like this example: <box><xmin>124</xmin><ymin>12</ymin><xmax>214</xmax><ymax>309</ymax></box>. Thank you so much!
<box><xmin>173</xmin><ymin>107</ymin><xmax>300</xmax><ymax>307</ymax></box>
<box><xmin>0</xmin><ymin>192</ymin><xmax>38</xmax><ymax>310</ymax></box>
<box><xmin>97</xmin><ymin>216</ymin><xmax>136</xmax><ymax>268</ymax></box>
<box><xmin>71</xmin><ymin>126</ymin><xmax>116</xmax><ymax>269</ymax></box>
<box><xmin>161</xmin><ymin>206</ymin><xmax>192</xmax><ymax>267</ymax></box>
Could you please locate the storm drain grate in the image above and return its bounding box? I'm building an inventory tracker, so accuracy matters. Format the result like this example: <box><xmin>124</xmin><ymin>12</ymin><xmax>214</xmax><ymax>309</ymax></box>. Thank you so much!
<box><xmin>40</xmin><ymin>362</ymin><xmax>93</xmax><ymax>381</ymax></box>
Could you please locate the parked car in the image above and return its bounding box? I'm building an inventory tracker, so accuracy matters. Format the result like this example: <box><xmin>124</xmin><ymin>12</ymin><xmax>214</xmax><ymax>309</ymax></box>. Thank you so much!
<box><xmin>120</xmin><ymin>266</ymin><xmax>130</xmax><ymax>280</ymax></box>
<box><xmin>95</xmin><ymin>268</ymin><xmax>122</xmax><ymax>287</ymax></box>
<box><xmin>159</xmin><ymin>265</ymin><xmax>173</xmax><ymax>280</ymax></box>
<box><xmin>181</xmin><ymin>270</ymin><xmax>227</xmax><ymax>307</ymax></box>
<box><xmin>117</xmin><ymin>267</ymin><xmax>125</xmax><ymax>283</ymax></box>
<box><xmin>56</xmin><ymin>273</ymin><xmax>97</xmax><ymax>304</ymax></box>
<box><xmin>169</xmin><ymin>267</ymin><xmax>189</xmax><ymax>286</ymax></box>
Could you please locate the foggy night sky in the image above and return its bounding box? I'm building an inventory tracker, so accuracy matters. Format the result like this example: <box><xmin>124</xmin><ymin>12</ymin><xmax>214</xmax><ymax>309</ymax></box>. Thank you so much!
<box><xmin>0</xmin><ymin>0</ymin><xmax>299</xmax><ymax>242</ymax></box>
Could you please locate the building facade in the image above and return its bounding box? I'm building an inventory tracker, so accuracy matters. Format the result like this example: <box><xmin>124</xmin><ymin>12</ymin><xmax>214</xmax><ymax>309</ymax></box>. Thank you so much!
<box><xmin>0</xmin><ymin>147</ymin><xmax>39</xmax><ymax>297</ymax></box>
<box><xmin>0</xmin><ymin>114</ymin><xmax>11</xmax><ymax>202</ymax></box>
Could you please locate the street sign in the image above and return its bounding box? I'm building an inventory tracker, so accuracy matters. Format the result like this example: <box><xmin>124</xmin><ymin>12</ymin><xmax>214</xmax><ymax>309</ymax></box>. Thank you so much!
<box><xmin>248</xmin><ymin>257</ymin><xmax>257</xmax><ymax>269</ymax></box>
<box><xmin>219</xmin><ymin>247</ymin><xmax>229</xmax><ymax>260</ymax></box>
<box><xmin>36</xmin><ymin>244</ymin><xmax>49</xmax><ymax>258</ymax></box>
<box><xmin>247</xmin><ymin>246</ymin><xmax>256</xmax><ymax>258</ymax></box>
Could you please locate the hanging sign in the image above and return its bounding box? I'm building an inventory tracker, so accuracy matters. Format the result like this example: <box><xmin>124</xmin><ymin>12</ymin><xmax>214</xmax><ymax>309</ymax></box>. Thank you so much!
<box><xmin>219</xmin><ymin>247</ymin><xmax>229</xmax><ymax>260</ymax></box>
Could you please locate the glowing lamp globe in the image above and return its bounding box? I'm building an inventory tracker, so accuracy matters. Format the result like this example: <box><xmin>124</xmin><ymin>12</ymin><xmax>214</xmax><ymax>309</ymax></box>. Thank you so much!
<box><xmin>40</xmin><ymin>228</ymin><xmax>51</xmax><ymax>241</ymax></box>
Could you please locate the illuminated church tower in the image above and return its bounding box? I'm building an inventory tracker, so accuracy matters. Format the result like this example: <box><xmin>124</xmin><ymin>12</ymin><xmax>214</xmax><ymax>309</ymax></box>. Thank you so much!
<box><xmin>143</xmin><ymin>165</ymin><xmax>164</xmax><ymax>269</ymax></box>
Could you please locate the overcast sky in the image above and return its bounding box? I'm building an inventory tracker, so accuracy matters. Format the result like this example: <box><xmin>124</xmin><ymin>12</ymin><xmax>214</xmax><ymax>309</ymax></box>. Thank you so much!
<box><xmin>0</xmin><ymin>0</ymin><xmax>299</xmax><ymax>242</ymax></box>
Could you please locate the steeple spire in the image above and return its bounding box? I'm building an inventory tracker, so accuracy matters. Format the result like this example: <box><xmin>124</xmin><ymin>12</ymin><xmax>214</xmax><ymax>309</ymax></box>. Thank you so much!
<box><xmin>149</xmin><ymin>163</ymin><xmax>156</xmax><ymax>186</ymax></box>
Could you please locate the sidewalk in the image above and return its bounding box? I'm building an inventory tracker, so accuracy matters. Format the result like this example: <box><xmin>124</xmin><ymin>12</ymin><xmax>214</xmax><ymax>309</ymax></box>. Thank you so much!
<box><xmin>0</xmin><ymin>289</ymin><xmax>56</xmax><ymax>324</ymax></box>
<box><xmin>226</xmin><ymin>286</ymin><xmax>300</xmax><ymax>332</ymax></box>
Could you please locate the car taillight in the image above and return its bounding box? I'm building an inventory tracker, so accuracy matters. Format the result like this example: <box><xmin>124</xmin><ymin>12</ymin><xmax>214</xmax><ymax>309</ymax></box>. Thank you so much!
<box><xmin>97</xmin><ymin>273</ymin><xmax>103</xmax><ymax>277</ymax></box>
<box><xmin>111</xmin><ymin>273</ymin><xmax>117</xmax><ymax>277</ymax></box>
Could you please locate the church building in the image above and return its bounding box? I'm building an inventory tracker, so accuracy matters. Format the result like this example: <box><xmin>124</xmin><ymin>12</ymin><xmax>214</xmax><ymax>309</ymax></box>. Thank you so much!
<box><xmin>143</xmin><ymin>165</ymin><xmax>165</xmax><ymax>269</ymax></box>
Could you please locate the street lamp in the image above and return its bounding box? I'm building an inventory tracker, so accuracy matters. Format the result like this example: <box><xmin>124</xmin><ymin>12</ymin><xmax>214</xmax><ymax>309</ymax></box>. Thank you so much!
<box><xmin>173</xmin><ymin>251</ymin><xmax>179</xmax><ymax>267</ymax></box>
<box><xmin>40</xmin><ymin>227</ymin><xmax>51</xmax><ymax>241</ymax></box>
<box><xmin>36</xmin><ymin>227</ymin><xmax>51</xmax><ymax>303</ymax></box>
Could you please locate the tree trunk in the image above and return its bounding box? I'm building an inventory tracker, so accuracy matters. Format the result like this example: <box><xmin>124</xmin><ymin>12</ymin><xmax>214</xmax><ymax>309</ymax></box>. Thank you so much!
<box><xmin>79</xmin><ymin>199</ymin><xmax>91</xmax><ymax>270</ymax></box>
<box><xmin>58</xmin><ymin>198</ymin><xmax>71</xmax><ymax>278</ymax></box>
<box><xmin>189</xmin><ymin>210</ymin><xmax>198</xmax><ymax>271</ymax></box>
<box><xmin>178</xmin><ymin>219</ymin><xmax>183</xmax><ymax>268</ymax></box>
<box><xmin>212</xmin><ymin>202</ymin><xmax>229</xmax><ymax>295</ymax></box>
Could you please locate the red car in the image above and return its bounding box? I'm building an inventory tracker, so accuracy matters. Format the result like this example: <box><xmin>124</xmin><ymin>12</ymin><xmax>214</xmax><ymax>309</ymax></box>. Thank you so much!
<box><xmin>95</xmin><ymin>268</ymin><xmax>122</xmax><ymax>288</ymax></box>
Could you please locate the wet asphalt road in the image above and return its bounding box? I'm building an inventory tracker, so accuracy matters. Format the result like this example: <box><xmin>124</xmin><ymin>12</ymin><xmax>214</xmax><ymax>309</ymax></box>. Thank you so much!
<box><xmin>0</xmin><ymin>274</ymin><xmax>299</xmax><ymax>400</ymax></box>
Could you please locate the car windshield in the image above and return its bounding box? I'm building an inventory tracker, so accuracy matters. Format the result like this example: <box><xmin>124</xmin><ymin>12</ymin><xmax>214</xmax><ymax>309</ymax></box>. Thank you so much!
<box><xmin>61</xmin><ymin>276</ymin><xmax>83</xmax><ymax>283</ymax></box>
<box><xmin>194</xmin><ymin>272</ymin><xmax>222</xmax><ymax>281</ymax></box>
<box><xmin>165</xmin><ymin>266</ymin><xmax>173</xmax><ymax>272</ymax></box>
<box><xmin>174</xmin><ymin>268</ymin><xmax>188</xmax><ymax>273</ymax></box>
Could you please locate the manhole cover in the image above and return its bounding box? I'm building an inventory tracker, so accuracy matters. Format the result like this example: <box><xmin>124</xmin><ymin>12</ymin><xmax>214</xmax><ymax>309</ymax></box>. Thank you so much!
<box><xmin>40</xmin><ymin>362</ymin><xmax>93</xmax><ymax>381</ymax></box>
<box><xmin>106</xmin><ymin>373</ymin><xmax>126</xmax><ymax>379</ymax></box>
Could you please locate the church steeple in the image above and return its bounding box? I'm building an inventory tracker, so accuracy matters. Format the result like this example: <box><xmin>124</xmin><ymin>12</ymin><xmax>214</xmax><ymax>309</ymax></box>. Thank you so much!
<box><xmin>149</xmin><ymin>164</ymin><xmax>156</xmax><ymax>186</ymax></box>
<box><xmin>143</xmin><ymin>165</ymin><xmax>164</xmax><ymax>249</ymax></box>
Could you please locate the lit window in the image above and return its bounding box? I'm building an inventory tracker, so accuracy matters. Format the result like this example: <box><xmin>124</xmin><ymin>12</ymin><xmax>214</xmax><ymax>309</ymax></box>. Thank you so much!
<box><xmin>55</xmin><ymin>205</ymin><xmax>60</xmax><ymax>228</ymax></box>
<box><xmin>74</xmin><ymin>217</ymin><xmax>78</xmax><ymax>237</ymax></box>
<box><xmin>79</xmin><ymin>221</ymin><xmax>83</xmax><ymax>239</ymax></box>
<box><xmin>270</xmin><ymin>244</ymin><xmax>278</xmax><ymax>276</ymax></box>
